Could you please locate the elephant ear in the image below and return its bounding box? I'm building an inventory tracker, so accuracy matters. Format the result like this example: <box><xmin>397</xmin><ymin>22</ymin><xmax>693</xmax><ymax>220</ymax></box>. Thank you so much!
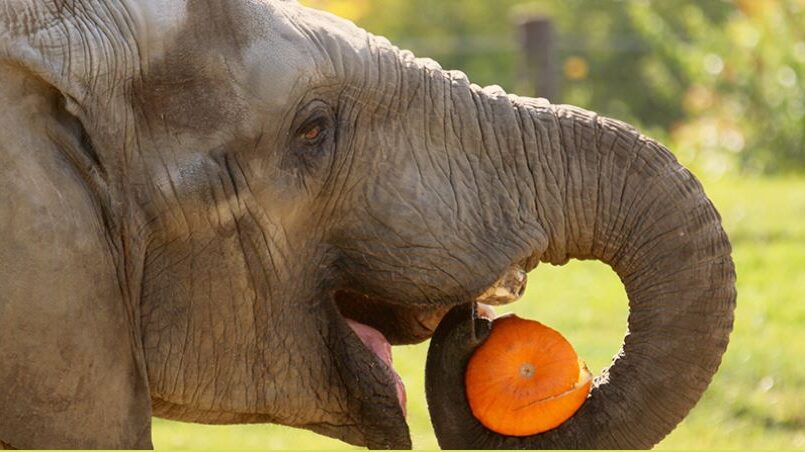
<box><xmin>0</xmin><ymin>7</ymin><xmax>152</xmax><ymax>450</ymax></box>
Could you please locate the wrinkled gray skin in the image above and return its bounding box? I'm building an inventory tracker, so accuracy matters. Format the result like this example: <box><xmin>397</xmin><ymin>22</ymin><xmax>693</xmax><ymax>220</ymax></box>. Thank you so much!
<box><xmin>0</xmin><ymin>0</ymin><xmax>736</xmax><ymax>449</ymax></box>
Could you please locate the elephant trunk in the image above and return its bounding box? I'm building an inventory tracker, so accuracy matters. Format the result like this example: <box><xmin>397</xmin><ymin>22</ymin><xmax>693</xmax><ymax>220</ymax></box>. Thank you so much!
<box><xmin>425</xmin><ymin>95</ymin><xmax>736</xmax><ymax>448</ymax></box>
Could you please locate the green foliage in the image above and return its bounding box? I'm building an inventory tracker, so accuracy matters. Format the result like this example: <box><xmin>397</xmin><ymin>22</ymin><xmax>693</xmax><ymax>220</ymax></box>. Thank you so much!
<box><xmin>304</xmin><ymin>0</ymin><xmax>804</xmax><ymax>173</ymax></box>
<box><xmin>621</xmin><ymin>0</ymin><xmax>805</xmax><ymax>174</ymax></box>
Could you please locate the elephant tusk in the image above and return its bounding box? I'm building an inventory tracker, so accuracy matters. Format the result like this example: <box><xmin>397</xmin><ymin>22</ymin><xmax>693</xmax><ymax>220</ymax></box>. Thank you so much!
<box><xmin>475</xmin><ymin>266</ymin><xmax>527</xmax><ymax>306</ymax></box>
<box><xmin>475</xmin><ymin>302</ymin><xmax>496</xmax><ymax>320</ymax></box>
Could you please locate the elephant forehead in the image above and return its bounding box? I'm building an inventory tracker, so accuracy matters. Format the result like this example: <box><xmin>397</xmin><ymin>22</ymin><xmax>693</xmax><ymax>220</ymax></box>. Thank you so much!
<box><xmin>123</xmin><ymin>0</ymin><xmax>189</xmax><ymax>65</ymax></box>
<box><xmin>132</xmin><ymin>0</ymin><xmax>339</xmax><ymax>128</ymax></box>
<box><xmin>240</xmin><ymin>12</ymin><xmax>320</xmax><ymax>111</ymax></box>
<box><xmin>239</xmin><ymin>1</ymin><xmax>375</xmax><ymax>108</ymax></box>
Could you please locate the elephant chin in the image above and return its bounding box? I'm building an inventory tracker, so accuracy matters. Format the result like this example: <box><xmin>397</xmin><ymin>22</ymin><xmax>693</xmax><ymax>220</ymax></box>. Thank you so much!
<box><xmin>345</xmin><ymin>318</ymin><xmax>408</xmax><ymax>416</ymax></box>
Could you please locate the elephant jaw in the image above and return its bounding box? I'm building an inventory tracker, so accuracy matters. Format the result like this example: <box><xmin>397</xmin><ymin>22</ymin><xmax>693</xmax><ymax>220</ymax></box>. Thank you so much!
<box><xmin>346</xmin><ymin>318</ymin><xmax>407</xmax><ymax>417</ymax></box>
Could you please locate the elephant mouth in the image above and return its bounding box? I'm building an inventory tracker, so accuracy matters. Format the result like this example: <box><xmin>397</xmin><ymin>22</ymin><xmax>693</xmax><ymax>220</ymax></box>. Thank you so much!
<box><xmin>335</xmin><ymin>289</ymin><xmax>451</xmax><ymax>345</ymax></box>
<box><xmin>333</xmin><ymin>289</ymin><xmax>442</xmax><ymax>423</ymax></box>
<box><xmin>330</xmin><ymin>265</ymin><xmax>530</xmax><ymax>441</ymax></box>
<box><xmin>334</xmin><ymin>265</ymin><xmax>528</xmax><ymax>345</ymax></box>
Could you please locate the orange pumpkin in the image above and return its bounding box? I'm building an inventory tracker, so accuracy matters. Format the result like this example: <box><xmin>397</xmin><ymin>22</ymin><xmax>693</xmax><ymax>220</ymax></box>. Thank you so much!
<box><xmin>465</xmin><ymin>314</ymin><xmax>592</xmax><ymax>437</ymax></box>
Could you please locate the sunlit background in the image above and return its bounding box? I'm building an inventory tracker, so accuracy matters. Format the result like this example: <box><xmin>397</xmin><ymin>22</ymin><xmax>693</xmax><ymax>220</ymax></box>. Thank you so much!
<box><xmin>153</xmin><ymin>0</ymin><xmax>805</xmax><ymax>449</ymax></box>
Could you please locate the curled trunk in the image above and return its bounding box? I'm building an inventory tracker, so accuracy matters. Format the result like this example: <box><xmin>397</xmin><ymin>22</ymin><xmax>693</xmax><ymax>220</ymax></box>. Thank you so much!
<box><xmin>426</xmin><ymin>101</ymin><xmax>736</xmax><ymax>449</ymax></box>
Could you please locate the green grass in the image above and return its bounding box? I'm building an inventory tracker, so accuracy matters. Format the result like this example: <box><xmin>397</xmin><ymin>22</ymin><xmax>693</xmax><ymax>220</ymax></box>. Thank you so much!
<box><xmin>152</xmin><ymin>175</ymin><xmax>805</xmax><ymax>450</ymax></box>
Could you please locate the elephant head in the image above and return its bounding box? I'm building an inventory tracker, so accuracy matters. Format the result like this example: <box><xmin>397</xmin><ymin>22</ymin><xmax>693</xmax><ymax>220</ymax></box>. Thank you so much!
<box><xmin>0</xmin><ymin>0</ymin><xmax>735</xmax><ymax>449</ymax></box>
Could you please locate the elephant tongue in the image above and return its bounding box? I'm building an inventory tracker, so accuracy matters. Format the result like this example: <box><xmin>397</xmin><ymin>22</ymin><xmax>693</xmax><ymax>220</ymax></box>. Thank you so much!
<box><xmin>346</xmin><ymin>319</ymin><xmax>407</xmax><ymax>417</ymax></box>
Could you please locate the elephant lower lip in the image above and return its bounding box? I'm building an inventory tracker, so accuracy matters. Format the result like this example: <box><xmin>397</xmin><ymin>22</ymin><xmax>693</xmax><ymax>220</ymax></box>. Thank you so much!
<box><xmin>346</xmin><ymin>318</ymin><xmax>407</xmax><ymax>417</ymax></box>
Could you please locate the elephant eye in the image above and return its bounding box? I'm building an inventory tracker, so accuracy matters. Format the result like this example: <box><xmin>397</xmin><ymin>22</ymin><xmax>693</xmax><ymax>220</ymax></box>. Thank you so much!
<box><xmin>296</xmin><ymin>110</ymin><xmax>332</xmax><ymax>147</ymax></box>
<box><xmin>301</xmin><ymin>123</ymin><xmax>323</xmax><ymax>143</ymax></box>
<box><xmin>286</xmin><ymin>100</ymin><xmax>336</xmax><ymax>175</ymax></box>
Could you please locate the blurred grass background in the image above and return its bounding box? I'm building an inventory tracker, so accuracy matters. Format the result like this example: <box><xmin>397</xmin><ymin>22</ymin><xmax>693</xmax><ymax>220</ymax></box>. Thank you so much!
<box><xmin>154</xmin><ymin>0</ymin><xmax>804</xmax><ymax>449</ymax></box>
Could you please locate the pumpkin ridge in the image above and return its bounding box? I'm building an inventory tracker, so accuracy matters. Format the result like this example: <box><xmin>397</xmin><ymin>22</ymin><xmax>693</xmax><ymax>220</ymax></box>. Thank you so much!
<box><xmin>510</xmin><ymin>368</ymin><xmax>592</xmax><ymax>412</ymax></box>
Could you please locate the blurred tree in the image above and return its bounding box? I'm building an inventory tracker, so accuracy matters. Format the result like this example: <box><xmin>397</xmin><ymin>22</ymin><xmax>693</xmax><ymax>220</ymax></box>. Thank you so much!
<box><xmin>304</xmin><ymin>0</ymin><xmax>523</xmax><ymax>96</ymax></box>
<box><xmin>650</xmin><ymin>0</ymin><xmax>805</xmax><ymax>173</ymax></box>
<box><xmin>302</xmin><ymin>0</ymin><xmax>804</xmax><ymax>173</ymax></box>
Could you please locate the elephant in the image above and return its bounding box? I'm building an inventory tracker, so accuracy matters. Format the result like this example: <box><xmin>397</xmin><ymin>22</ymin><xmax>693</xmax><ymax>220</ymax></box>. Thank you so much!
<box><xmin>0</xmin><ymin>0</ymin><xmax>736</xmax><ymax>449</ymax></box>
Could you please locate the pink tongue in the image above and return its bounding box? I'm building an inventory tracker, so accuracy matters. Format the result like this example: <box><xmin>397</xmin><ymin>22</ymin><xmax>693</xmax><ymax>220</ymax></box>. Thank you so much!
<box><xmin>346</xmin><ymin>319</ymin><xmax>407</xmax><ymax>417</ymax></box>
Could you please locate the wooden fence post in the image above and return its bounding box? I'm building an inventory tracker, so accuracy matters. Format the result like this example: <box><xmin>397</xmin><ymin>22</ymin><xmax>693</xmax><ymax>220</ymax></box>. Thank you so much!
<box><xmin>518</xmin><ymin>16</ymin><xmax>558</xmax><ymax>102</ymax></box>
